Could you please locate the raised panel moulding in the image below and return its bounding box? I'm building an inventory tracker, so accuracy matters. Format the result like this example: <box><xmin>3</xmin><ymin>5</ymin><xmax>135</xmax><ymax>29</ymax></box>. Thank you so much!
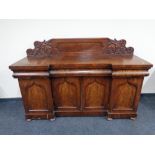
<box><xmin>85</xmin><ymin>80</ymin><xmax>105</xmax><ymax>108</ymax></box>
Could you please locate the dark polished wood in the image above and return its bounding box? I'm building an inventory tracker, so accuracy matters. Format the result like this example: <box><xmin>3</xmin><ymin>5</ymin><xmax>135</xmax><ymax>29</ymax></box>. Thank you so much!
<box><xmin>9</xmin><ymin>38</ymin><xmax>153</xmax><ymax>120</ymax></box>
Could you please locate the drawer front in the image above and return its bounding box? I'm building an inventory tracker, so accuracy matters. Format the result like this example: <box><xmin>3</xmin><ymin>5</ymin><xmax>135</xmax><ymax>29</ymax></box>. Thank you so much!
<box><xmin>82</xmin><ymin>77</ymin><xmax>110</xmax><ymax>111</ymax></box>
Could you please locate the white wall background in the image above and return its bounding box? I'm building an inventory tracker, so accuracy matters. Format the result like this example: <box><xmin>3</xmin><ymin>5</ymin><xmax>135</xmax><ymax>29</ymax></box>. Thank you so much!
<box><xmin>0</xmin><ymin>19</ymin><xmax>155</xmax><ymax>98</ymax></box>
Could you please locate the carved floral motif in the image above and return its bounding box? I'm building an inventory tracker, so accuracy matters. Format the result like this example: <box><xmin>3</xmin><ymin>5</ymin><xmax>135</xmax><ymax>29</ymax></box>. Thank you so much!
<box><xmin>26</xmin><ymin>40</ymin><xmax>56</xmax><ymax>57</ymax></box>
<box><xmin>103</xmin><ymin>39</ymin><xmax>134</xmax><ymax>55</ymax></box>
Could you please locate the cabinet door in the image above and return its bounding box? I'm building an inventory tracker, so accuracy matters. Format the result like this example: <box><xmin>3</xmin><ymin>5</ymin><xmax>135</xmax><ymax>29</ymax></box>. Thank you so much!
<box><xmin>19</xmin><ymin>78</ymin><xmax>54</xmax><ymax>119</ymax></box>
<box><xmin>82</xmin><ymin>77</ymin><xmax>110</xmax><ymax>111</ymax></box>
<box><xmin>109</xmin><ymin>77</ymin><xmax>143</xmax><ymax>113</ymax></box>
<box><xmin>52</xmin><ymin>77</ymin><xmax>81</xmax><ymax>111</ymax></box>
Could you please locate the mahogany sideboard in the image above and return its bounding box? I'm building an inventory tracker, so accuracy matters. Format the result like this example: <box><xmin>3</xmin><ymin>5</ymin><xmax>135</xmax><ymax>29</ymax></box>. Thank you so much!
<box><xmin>9</xmin><ymin>38</ymin><xmax>153</xmax><ymax>121</ymax></box>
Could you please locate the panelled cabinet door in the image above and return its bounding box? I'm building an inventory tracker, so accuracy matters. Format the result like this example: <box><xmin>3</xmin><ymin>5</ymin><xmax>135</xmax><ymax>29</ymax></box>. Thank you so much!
<box><xmin>109</xmin><ymin>77</ymin><xmax>144</xmax><ymax>113</ymax></box>
<box><xmin>82</xmin><ymin>77</ymin><xmax>110</xmax><ymax>111</ymax></box>
<box><xmin>52</xmin><ymin>77</ymin><xmax>81</xmax><ymax>111</ymax></box>
<box><xmin>18</xmin><ymin>78</ymin><xmax>53</xmax><ymax>119</ymax></box>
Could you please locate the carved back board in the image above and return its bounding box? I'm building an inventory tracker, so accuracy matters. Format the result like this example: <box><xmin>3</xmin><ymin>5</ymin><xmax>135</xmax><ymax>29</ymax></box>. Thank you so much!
<box><xmin>26</xmin><ymin>38</ymin><xmax>134</xmax><ymax>57</ymax></box>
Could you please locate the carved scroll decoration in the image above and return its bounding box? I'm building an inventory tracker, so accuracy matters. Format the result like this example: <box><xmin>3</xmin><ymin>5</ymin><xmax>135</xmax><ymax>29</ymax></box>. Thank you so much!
<box><xmin>26</xmin><ymin>40</ymin><xmax>59</xmax><ymax>57</ymax></box>
<box><xmin>103</xmin><ymin>39</ymin><xmax>134</xmax><ymax>55</ymax></box>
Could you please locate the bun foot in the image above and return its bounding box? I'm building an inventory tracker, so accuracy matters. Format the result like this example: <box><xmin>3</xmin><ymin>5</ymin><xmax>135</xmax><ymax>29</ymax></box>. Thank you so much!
<box><xmin>130</xmin><ymin>117</ymin><xmax>136</xmax><ymax>120</ymax></box>
<box><xmin>50</xmin><ymin>118</ymin><xmax>55</xmax><ymax>121</ymax></box>
<box><xmin>26</xmin><ymin>119</ymin><xmax>32</xmax><ymax>122</ymax></box>
<box><xmin>107</xmin><ymin>117</ymin><xmax>113</xmax><ymax>121</ymax></box>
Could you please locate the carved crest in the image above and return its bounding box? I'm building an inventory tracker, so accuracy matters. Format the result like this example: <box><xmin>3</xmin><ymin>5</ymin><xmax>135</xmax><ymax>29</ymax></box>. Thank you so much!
<box><xmin>26</xmin><ymin>40</ymin><xmax>58</xmax><ymax>57</ymax></box>
<box><xmin>103</xmin><ymin>39</ymin><xmax>134</xmax><ymax>55</ymax></box>
<box><xmin>26</xmin><ymin>38</ymin><xmax>134</xmax><ymax>57</ymax></box>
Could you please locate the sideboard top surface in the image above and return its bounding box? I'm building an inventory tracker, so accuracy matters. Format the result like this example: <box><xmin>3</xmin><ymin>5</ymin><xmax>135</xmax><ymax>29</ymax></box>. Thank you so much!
<box><xmin>9</xmin><ymin>55</ymin><xmax>152</xmax><ymax>71</ymax></box>
<box><xmin>9</xmin><ymin>38</ymin><xmax>153</xmax><ymax>71</ymax></box>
